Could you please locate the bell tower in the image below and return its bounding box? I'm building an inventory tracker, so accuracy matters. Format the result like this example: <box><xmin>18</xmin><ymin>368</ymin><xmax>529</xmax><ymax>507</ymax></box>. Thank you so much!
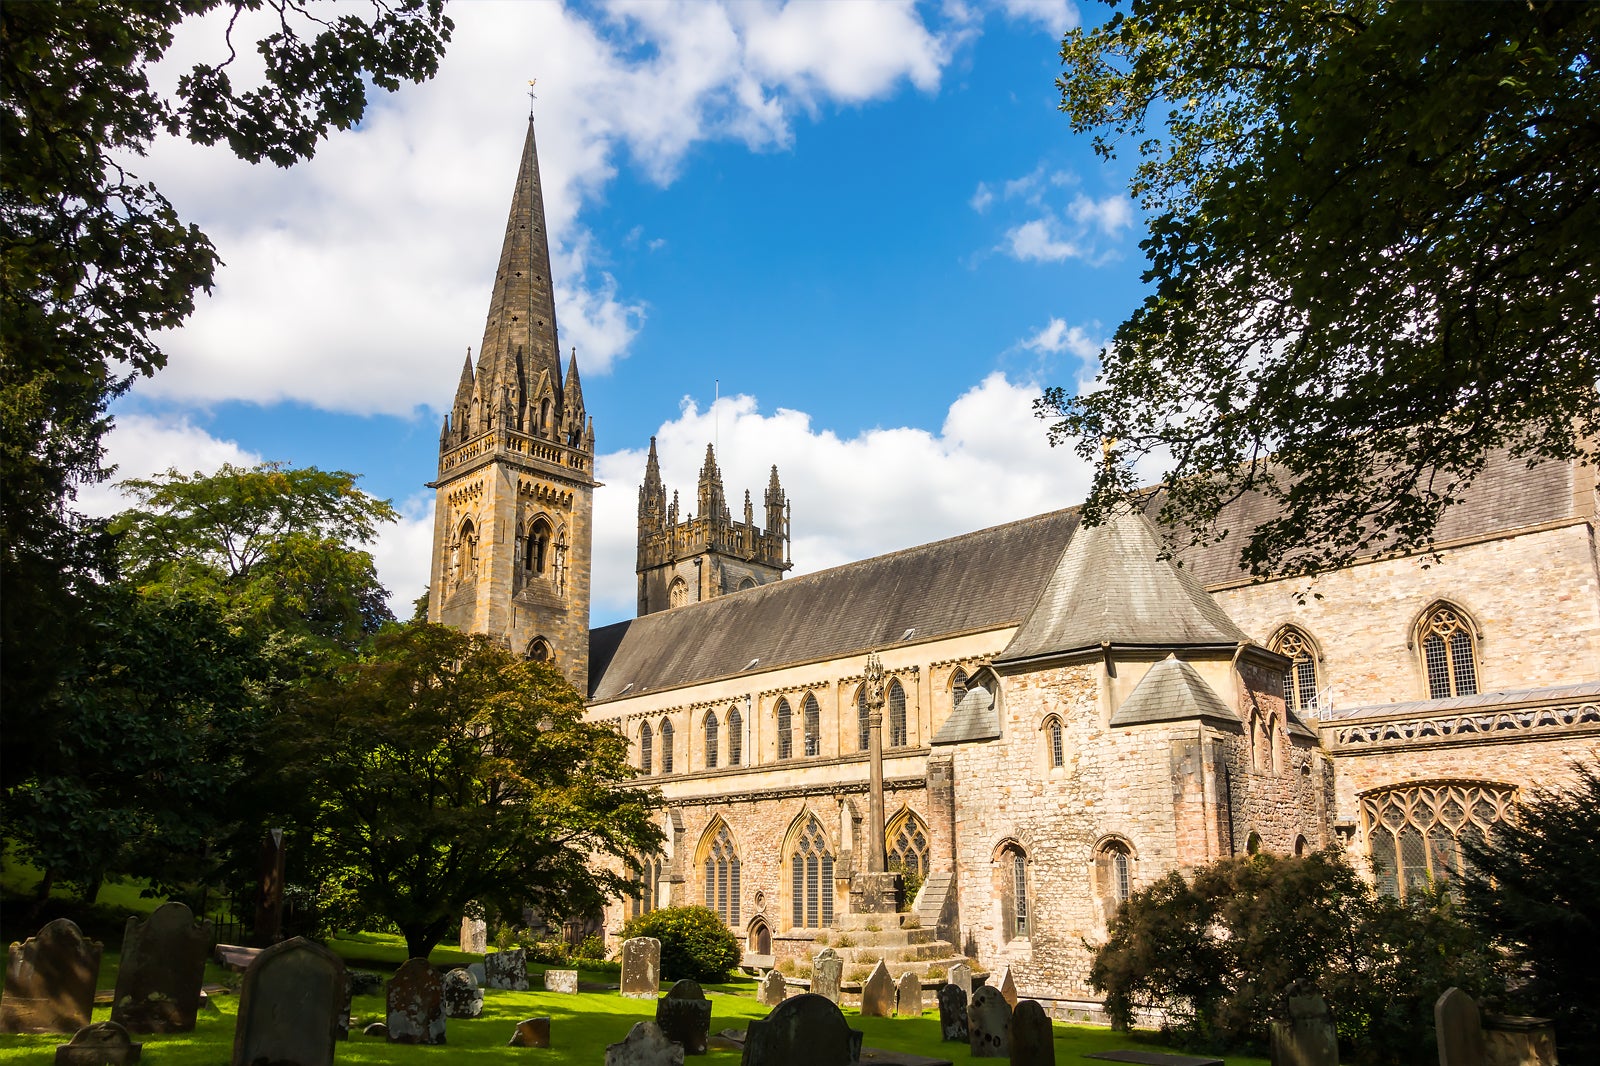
<box><xmin>428</xmin><ymin>111</ymin><xmax>596</xmax><ymax>690</ymax></box>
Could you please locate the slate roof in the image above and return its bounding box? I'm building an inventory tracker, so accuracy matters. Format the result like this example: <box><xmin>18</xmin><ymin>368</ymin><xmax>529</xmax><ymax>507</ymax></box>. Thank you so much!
<box><xmin>588</xmin><ymin>509</ymin><xmax>1078</xmax><ymax>701</ymax></box>
<box><xmin>931</xmin><ymin>675</ymin><xmax>1001</xmax><ymax>744</ymax></box>
<box><xmin>1109</xmin><ymin>655</ymin><xmax>1243</xmax><ymax>730</ymax></box>
<box><xmin>998</xmin><ymin>507</ymin><xmax>1249</xmax><ymax>666</ymax></box>
<box><xmin>1319</xmin><ymin>680</ymin><xmax>1600</xmax><ymax>722</ymax></box>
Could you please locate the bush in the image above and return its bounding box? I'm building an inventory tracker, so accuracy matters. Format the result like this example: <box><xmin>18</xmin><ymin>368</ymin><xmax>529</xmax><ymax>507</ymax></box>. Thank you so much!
<box><xmin>1090</xmin><ymin>850</ymin><xmax>1498</xmax><ymax>1063</ymax></box>
<box><xmin>618</xmin><ymin>906</ymin><xmax>740</xmax><ymax>983</ymax></box>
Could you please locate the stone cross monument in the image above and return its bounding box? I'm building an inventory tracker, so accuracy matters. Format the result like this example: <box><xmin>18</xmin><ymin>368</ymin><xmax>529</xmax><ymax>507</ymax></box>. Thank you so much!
<box><xmin>851</xmin><ymin>653</ymin><xmax>903</xmax><ymax>913</ymax></box>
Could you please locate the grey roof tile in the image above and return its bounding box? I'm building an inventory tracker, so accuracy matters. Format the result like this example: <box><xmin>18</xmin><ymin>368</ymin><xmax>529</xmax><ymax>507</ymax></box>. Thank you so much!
<box><xmin>1109</xmin><ymin>656</ymin><xmax>1243</xmax><ymax>730</ymax></box>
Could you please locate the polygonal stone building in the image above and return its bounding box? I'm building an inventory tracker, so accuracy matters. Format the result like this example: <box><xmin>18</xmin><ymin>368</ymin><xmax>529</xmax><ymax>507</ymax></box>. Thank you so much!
<box><xmin>431</xmin><ymin>116</ymin><xmax>1600</xmax><ymax>1012</ymax></box>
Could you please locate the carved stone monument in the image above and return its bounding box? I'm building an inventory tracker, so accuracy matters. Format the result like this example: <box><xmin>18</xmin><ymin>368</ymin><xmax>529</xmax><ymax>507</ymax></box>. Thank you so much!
<box><xmin>1</xmin><ymin>919</ymin><xmax>102</xmax><ymax>1034</ymax></box>
<box><xmin>850</xmin><ymin>651</ymin><xmax>904</xmax><ymax>914</ymax></box>
<box><xmin>231</xmin><ymin>937</ymin><xmax>344</xmax><ymax>1066</ymax></box>
<box><xmin>811</xmin><ymin>948</ymin><xmax>843</xmax><ymax>1004</ymax></box>
<box><xmin>386</xmin><ymin>958</ymin><xmax>446</xmax><ymax>1045</ymax></box>
<box><xmin>484</xmin><ymin>947</ymin><xmax>530</xmax><ymax>991</ymax></box>
<box><xmin>1436</xmin><ymin>987</ymin><xmax>1486</xmax><ymax>1066</ymax></box>
<box><xmin>859</xmin><ymin>961</ymin><xmax>895</xmax><ymax>1017</ymax></box>
<box><xmin>969</xmin><ymin>985</ymin><xmax>1012</xmax><ymax>1059</ymax></box>
<box><xmin>53</xmin><ymin>1021</ymin><xmax>142</xmax><ymax>1066</ymax></box>
<box><xmin>741</xmin><ymin>992</ymin><xmax>864</xmax><ymax>1066</ymax></box>
<box><xmin>110</xmin><ymin>902</ymin><xmax>211</xmax><ymax>1033</ymax></box>
<box><xmin>1009</xmin><ymin>1000</ymin><xmax>1054</xmax><ymax>1066</ymax></box>
<box><xmin>758</xmin><ymin>970</ymin><xmax>787</xmax><ymax>1006</ymax></box>
<box><xmin>621</xmin><ymin>936</ymin><xmax>662</xmax><ymax>999</ymax></box>
<box><xmin>607</xmin><ymin>1020</ymin><xmax>684</xmax><ymax>1066</ymax></box>
<box><xmin>656</xmin><ymin>978</ymin><xmax>712</xmax><ymax>1055</ymax></box>
<box><xmin>937</xmin><ymin>982</ymin><xmax>969</xmax><ymax>1042</ymax></box>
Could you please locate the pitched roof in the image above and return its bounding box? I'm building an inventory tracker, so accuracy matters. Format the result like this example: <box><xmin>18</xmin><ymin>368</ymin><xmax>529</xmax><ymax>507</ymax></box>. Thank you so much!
<box><xmin>931</xmin><ymin>672</ymin><xmax>1001</xmax><ymax>744</ymax></box>
<box><xmin>588</xmin><ymin>509</ymin><xmax>1078</xmax><ymax>700</ymax></box>
<box><xmin>1109</xmin><ymin>655</ymin><xmax>1242</xmax><ymax>730</ymax></box>
<box><xmin>998</xmin><ymin>507</ymin><xmax>1249</xmax><ymax>666</ymax></box>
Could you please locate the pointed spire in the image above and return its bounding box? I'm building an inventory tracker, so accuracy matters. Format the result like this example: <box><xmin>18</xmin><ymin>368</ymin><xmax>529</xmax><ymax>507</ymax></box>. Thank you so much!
<box><xmin>639</xmin><ymin>436</ymin><xmax>667</xmax><ymax>529</ymax></box>
<box><xmin>452</xmin><ymin>348</ymin><xmax>475</xmax><ymax>423</ymax></box>
<box><xmin>698</xmin><ymin>443</ymin><xmax>728</xmax><ymax>524</ymax></box>
<box><xmin>476</xmin><ymin>115</ymin><xmax>561</xmax><ymax>414</ymax></box>
<box><xmin>563</xmin><ymin>347</ymin><xmax>586</xmax><ymax>445</ymax></box>
<box><xmin>744</xmin><ymin>488</ymin><xmax>754</xmax><ymax>527</ymax></box>
<box><xmin>764</xmin><ymin>464</ymin><xmax>786</xmax><ymax>535</ymax></box>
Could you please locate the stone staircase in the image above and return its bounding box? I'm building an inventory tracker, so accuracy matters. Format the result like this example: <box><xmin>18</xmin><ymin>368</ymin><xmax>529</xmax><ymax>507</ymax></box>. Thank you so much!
<box><xmin>826</xmin><ymin>911</ymin><xmax>975</xmax><ymax>993</ymax></box>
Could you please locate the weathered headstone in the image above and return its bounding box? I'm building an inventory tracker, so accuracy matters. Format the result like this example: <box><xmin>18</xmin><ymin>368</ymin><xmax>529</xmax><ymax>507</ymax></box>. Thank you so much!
<box><xmin>995</xmin><ymin>965</ymin><xmax>1019</xmax><ymax>1008</ymax></box>
<box><xmin>607</xmin><ymin>1020</ymin><xmax>685</xmax><ymax>1066</ymax></box>
<box><xmin>1</xmin><ymin>919</ymin><xmax>101</xmax><ymax>1035</ymax></box>
<box><xmin>442</xmin><ymin>967</ymin><xmax>484</xmax><ymax>1019</ymax></box>
<box><xmin>231</xmin><ymin>936</ymin><xmax>345</xmax><ymax>1066</ymax></box>
<box><xmin>543</xmin><ymin>968</ymin><xmax>579</xmax><ymax>994</ymax></box>
<box><xmin>509</xmin><ymin>1016</ymin><xmax>552</xmax><ymax>1048</ymax></box>
<box><xmin>621</xmin><ymin>936</ymin><xmax>663</xmax><ymax>999</ymax></box>
<box><xmin>656</xmin><ymin>978</ymin><xmax>713</xmax><ymax>1055</ymax></box>
<box><xmin>895</xmin><ymin>971</ymin><xmax>923</xmax><ymax>1016</ymax></box>
<box><xmin>969</xmin><ymin>985</ymin><xmax>1012</xmax><ymax>1058</ymax></box>
<box><xmin>741</xmin><ymin>992</ymin><xmax>864</xmax><ymax>1066</ymax></box>
<box><xmin>1269</xmin><ymin>992</ymin><xmax>1338</xmax><ymax>1066</ymax></box>
<box><xmin>459</xmin><ymin>914</ymin><xmax>487</xmax><ymax>954</ymax></box>
<box><xmin>53</xmin><ymin>1020</ymin><xmax>142</xmax><ymax>1066</ymax></box>
<box><xmin>109</xmin><ymin>902</ymin><xmax>211</xmax><ymax>1033</ymax></box>
<box><xmin>860</xmin><ymin>960</ymin><xmax>895</xmax><ymax>1017</ymax></box>
<box><xmin>937</xmin><ymin>982</ymin><xmax>969</xmax><ymax>1042</ymax></box>
<box><xmin>811</xmin><ymin>947</ymin><xmax>843</xmax><ymax>1004</ymax></box>
<box><xmin>758</xmin><ymin>970</ymin><xmax>787</xmax><ymax>1006</ymax></box>
<box><xmin>1009</xmin><ymin>999</ymin><xmax>1054</xmax><ymax>1066</ymax></box>
<box><xmin>948</xmin><ymin>962</ymin><xmax>974</xmax><ymax>1001</ymax></box>
<box><xmin>485</xmin><ymin>948</ymin><xmax>530</xmax><ymax>991</ymax></box>
<box><xmin>1436</xmin><ymin>987</ymin><xmax>1486</xmax><ymax>1066</ymax></box>
<box><xmin>386</xmin><ymin>957</ymin><xmax>446</xmax><ymax>1045</ymax></box>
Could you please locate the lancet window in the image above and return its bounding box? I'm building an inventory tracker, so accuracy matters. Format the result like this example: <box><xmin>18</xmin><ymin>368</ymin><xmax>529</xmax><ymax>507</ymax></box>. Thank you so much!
<box><xmin>1096</xmin><ymin>838</ymin><xmax>1134</xmax><ymax>909</ymax></box>
<box><xmin>802</xmin><ymin>692</ymin><xmax>821</xmax><ymax>757</ymax></box>
<box><xmin>702</xmin><ymin>823</ymin><xmax>741</xmax><ymax>926</ymax></box>
<box><xmin>1420</xmin><ymin>604</ymin><xmax>1479</xmax><ymax>699</ymax></box>
<box><xmin>1362</xmin><ymin>781</ymin><xmax>1514</xmax><ymax>899</ymax></box>
<box><xmin>526</xmin><ymin>516</ymin><xmax>553</xmax><ymax>576</ymax></box>
<box><xmin>789</xmin><ymin>818</ymin><xmax>835</xmax><ymax>928</ymax></box>
<box><xmin>659</xmin><ymin>719</ymin><xmax>674</xmax><ymax>774</ymax></box>
<box><xmin>639</xmin><ymin>722</ymin><xmax>653</xmax><ymax>774</ymax></box>
<box><xmin>1043</xmin><ymin>715</ymin><xmax>1065</xmax><ymax>768</ymax></box>
<box><xmin>996</xmin><ymin>842</ymin><xmax>1028</xmax><ymax>941</ymax></box>
<box><xmin>887</xmin><ymin>679</ymin><xmax>907</xmax><ymax>747</ymax></box>
<box><xmin>630</xmin><ymin>855</ymin><xmax>661</xmax><ymax>918</ymax></box>
<box><xmin>857</xmin><ymin>686</ymin><xmax>871</xmax><ymax>752</ymax></box>
<box><xmin>727</xmin><ymin>705</ymin><xmax>743</xmax><ymax>766</ymax></box>
<box><xmin>951</xmin><ymin>668</ymin><xmax>968</xmax><ymax>711</ymax></box>
<box><xmin>705</xmin><ymin>711</ymin><xmax>720</xmax><ymax>770</ymax></box>
<box><xmin>776</xmin><ymin>698</ymin><xmax>793</xmax><ymax>760</ymax></box>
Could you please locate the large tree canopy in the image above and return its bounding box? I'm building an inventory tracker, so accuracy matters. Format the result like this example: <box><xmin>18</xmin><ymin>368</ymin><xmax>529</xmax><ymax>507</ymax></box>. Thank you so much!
<box><xmin>1041</xmin><ymin>1</ymin><xmax>1598</xmax><ymax>578</ymax></box>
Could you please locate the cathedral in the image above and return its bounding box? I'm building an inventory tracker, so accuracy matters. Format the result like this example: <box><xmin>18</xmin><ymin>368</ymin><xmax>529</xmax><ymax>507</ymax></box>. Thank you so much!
<box><xmin>430</xmin><ymin>116</ymin><xmax>1600</xmax><ymax>1013</ymax></box>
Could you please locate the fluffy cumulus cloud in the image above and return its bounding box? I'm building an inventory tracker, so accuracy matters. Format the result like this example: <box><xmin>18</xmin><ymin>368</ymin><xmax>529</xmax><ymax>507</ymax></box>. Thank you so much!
<box><xmin>587</xmin><ymin>372</ymin><xmax>1095</xmax><ymax>623</ymax></box>
<box><xmin>975</xmin><ymin>163</ymin><xmax>1134</xmax><ymax>266</ymax></box>
<box><xmin>130</xmin><ymin>1</ymin><xmax>968</xmax><ymax>417</ymax></box>
<box><xmin>1019</xmin><ymin>316</ymin><xmax>1103</xmax><ymax>359</ymax></box>
<box><xmin>996</xmin><ymin>0</ymin><xmax>1081</xmax><ymax>36</ymax></box>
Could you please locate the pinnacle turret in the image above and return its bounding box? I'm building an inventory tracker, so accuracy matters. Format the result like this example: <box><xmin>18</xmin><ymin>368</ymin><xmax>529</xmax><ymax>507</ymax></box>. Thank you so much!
<box><xmin>698</xmin><ymin>444</ymin><xmax>730</xmax><ymax>524</ymax></box>
<box><xmin>765</xmin><ymin>464</ymin><xmax>787</xmax><ymax>536</ymax></box>
<box><xmin>639</xmin><ymin>436</ymin><xmax>667</xmax><ymax>531</ymax></box>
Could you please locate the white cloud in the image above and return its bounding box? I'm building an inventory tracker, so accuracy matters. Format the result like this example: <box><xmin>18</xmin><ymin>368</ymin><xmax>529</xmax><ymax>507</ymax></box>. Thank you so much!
<box><xmin>997</xmin><ymin>0</ymin><xmax>1081</xmax><ymax>36</ymax></box>
<box><xmin>588</xmin><ymin>372</ymin><xmax>1092</xmax><ymax>623</ymax></box>
<box><xmin>977</xmin><ymin>161</ymin><xmax>1132</xmax><ymax>266</ymax></box>
<box><xmin>969</xmin><ymin>182</ymin><xmax>994</xmax><ymax>213</ymax></box>
<box><xmin>1020</xmin><ymin>317</ymin><xmax>1102</xmax><ymax>359</ymax></box>
<box><xmin>78</xmin><ymin>415</ymin><xmax>263</xmax><ymax>519</ymax></box>
<box><xmin>371</xmin><ymin>493</ymin><xmax>437</xmax><ymax>616</ymax></box>
<box><xmin>1005</xmin><ymin>218</ymin><xmax>1082</xmax><ymax>262</ymax></box>
<box><xmin>1068</xmin><ymin>192</ymin><xmax>1134</xmax><ymax>237</ymax></box>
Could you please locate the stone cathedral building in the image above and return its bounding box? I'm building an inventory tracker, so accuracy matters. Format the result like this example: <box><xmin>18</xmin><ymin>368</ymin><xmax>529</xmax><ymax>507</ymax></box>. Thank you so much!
<box><xmin>431</xmin><ymin>116</ymin><xmax>1600</xmax><ymax>1012</ymax></box>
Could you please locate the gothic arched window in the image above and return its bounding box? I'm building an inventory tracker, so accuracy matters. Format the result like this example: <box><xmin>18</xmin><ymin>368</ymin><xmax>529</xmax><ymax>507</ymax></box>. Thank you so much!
<box><xmin>802</xmin><ymin>692</ymin><xmax>821</xmax><ymax>757</ymax></box>
<box><xmin>455</xmin><ymin>519</ymin><xmax>478</xmax><ymax>585</ymax></box>
<box><xmin>1096</xmin><ymin>838</ymin><xmax>1134</xmax><ymax>909</ymax></box>
<box><xmin>727</xmin><ymin>705</ymin><xmax>743</xmax><ymax>766</ymax></box>
<box><xmin>704</xmin><ymin>711</ymin><xmax>720</xmax><ymax>770</ymax></box>
<box><xmin>630</xmin><ymin>854</ymin><xmax>661</xmax><ymax>918</ymax></box>
<box><xmin>789</xmin><ymin>818</ymin><xmax>835</xmax><ymax>928</ymax></box>
<box><xmin>886</xmin><ymin>810</ymin><xmax>931</xmax><ymax>881</ymax></box>
<box><xmin>1362</xmin><ymin>781</ymin><xmax>1514</xmax><ymax>899</ymax></box>
<box><xmin>776</xmin><ymin>698</ymin><xmax>793</xmax><ymax>760</ymax></box>
<box><xmin>857</xmin><ymin>685</ymin><xmax>871</xmax><ymax>752</ymax></box>
<box><xmin>659</xmin><ymin>719</ymin><xmax>674</xmax><ymax>774</ymax></box>
<box><xmin>951</xmin><ymin>668</ymin><xmax>968</xmax><ymax>710</ymax></box>
<box><xmin>996</xmin><ymin>842</ymin><xmax>1028</xmax><ymax>941</ymax></box>
<box><xmin>701</xmin><ymin>823</ymin><xmax>741</xmax><ymax>926</ymax></box>
<box><xmin>1271</xmin><ymin>626</ymin><xmax>1320</xmax><ymax>713</ymax></box>
<box><xmin>1043</xmin><ymin>715</ymin><xmax>1065</xmax><ymax>768</ymax></box>
<box><xmin>639</xmin><ymin>722</ymin><xmax>653</xmax><ymax>774</ymax></box>
<box><xmin>527</xmin><ymin>637</ymin><xmax>552</xmax><ymax>663</ymax></box>
<box><xmin>527</xmin><ymin>516</ymin><xmax>553</xmax><ymax>576</ymax></box>
<box><xmin>1419</xmin><ymin>604</ymin><xmax>1479</xmax><ymax>699</ymax></box>
<box><xmin>887</xmin><ymin>679</ymin><xmax>907</xmax><ymax>747</ymax></box>
<box><xmin>669</xmin><ymin>576</ymin><xmax>689</xmax><ymax>609</ymax></box>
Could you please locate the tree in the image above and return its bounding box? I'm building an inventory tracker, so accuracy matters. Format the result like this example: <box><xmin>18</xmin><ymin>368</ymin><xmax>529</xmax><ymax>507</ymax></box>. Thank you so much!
<box><xmin>283</xmin><ymin>622</ymin><xmax>663</xmax><ymax>960</ymax></box>
<box><xmin>0</xmin><ymin>0</ymin><xmax>452</xmax><ymax>786</ymax></box>
<box><xmin>1040</xmin><ymin>2</ymin><xmax>1598</xmax><ymax>580</ymax></box>
<box><xmin>1460</xmin><ymin>763</ymin><xmax>1600</xmax><ymax>1062</ymax></box>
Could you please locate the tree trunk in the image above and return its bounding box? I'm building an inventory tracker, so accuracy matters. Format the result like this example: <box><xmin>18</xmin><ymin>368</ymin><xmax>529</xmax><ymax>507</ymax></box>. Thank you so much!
<box><xmin>403</xmin><ymin>916</ymin><xmax>452</xmax><ymax>961</ymax></box>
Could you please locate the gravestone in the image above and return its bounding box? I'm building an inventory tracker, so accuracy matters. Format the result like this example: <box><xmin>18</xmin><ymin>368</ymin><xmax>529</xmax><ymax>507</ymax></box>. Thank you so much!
<box><xmin>509</xmin><ymin>1016</ymin><xmax>552</xmax><ymax>1048</ymax></box>
<box><xmin>607</xmin><ymin>1021</ymin><xmax>685</xmax><ymax>1066</ymax></box>
<box><xmin>1436</xmin><ymin>987</ymin><xmax>1486</xmax><ymax>1066</ymax></box>
<box><xmin>1</xmin><ymin>919</ymin><xmax>101</xmax><ymax>1035</ymax></box>
<box><xmin>995</xmin><ymin>966</ymin><xmax>1019</xmax><ymax>1008</ymax></box>
<box><xmin>758</xmin><ymin>970</ymin><xmax>787</xmax><ymax>1006</ymax></box>
<box><xmin>1010</xmin><ymin>1000</ymin><xmax>1055</xmax><ymax>1066</ymax></box>
<box><xmin>621</xmin><ymin>937</ymin><xmax>663</xmax><ymax>999</ymax></box>
<box><xmin>969</xmin><ymin>985</ymin><xmax>1012</xmax><ymax>1058</ymax></box>
<box><xmin>948</xmin><ymin>962</ymin><xmax>974</xmax><ymax>1001</ymax></box>
<box><xmin>232</xmin><ymin>936</ymin><xmax>345</xmax><ymax>1066</ymax></box>
<box><xmin>937</xmin><ymin>983</ymin><xmax>969</xmax><ymax>1042</ymax></box>
<box><xmin>741</xmin><ymin>992</ymin><xmax>864</xmax><ymax>1066</ymax></box>
<box><xmin>467</xmin><ymin>962</ymin><xmax>486</xmax><ymax>985</ymax></box>
<box><xmin>442</xmin><ymin>967</ymin><xmax>484</xmax><ymax>1018</ymax></box>
<box><xmin>110</xmin><ymin>902</ymin><xmax>212</xmax><ymax>1033</ymax></box>
<box><xmin>53</xmin><ymin>1021</ymin><xmax>142</xmax><ymax>1066</ymax></box>
<box><xmin>1269</xmin><ymin>992</ymin><xmax>1338</xmax><ymax>1066</ymax></box>
<box><xmin>485</xmin><ymin>948</ymin><xmax>530</xmax><ymax>990</ymax></box>
<box><xmin>1483</xmin><ymin>1012</ymin><xmax>1558</xmax><ymax>1066</ymax></box>
<box><xmin>544</xmin><ymin>968</ymin><xmax>579</xmax><ymax>994</ymax></box>
<box><xmin>859</xmin><ymin>961</ymin><xmax>895</xmax><ymax>1017</ymax></box>
<box><xmin>386</xmin><ymin>957</ymin><xmax>446</xmax><ymax>1045</ymax></box>
<box><xmin>656</xmin><ymin>978</ymin><xmax>712</xmax><ymax>1055</ymax></box>
<box><xmin>811</xmin><ymin>947</ymin><xmax>843</xmax><ymax>1004</ymax></box>
<box><xmin>895</xmin><ymin>971</ymin><xmax>923</xmax><ymax>1016</ymax></box>
<box><xmin>460</xmin><ymin>915</ymin><xmax>487</xmax><ymax>954</ymax></box>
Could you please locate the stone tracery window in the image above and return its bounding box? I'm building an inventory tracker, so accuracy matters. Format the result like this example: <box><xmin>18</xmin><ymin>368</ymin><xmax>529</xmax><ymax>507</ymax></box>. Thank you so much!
<box><xmin>727</xmin><ymin>705</ymin><xmax>743</xmax><ymax>766</ymax></box>
<box><xmin>802</xmin><ymin>692</ymin><xmax>821</xmax><ymax>757</ymax></box>
<box><xmin>630</xmin><ymin>854</ymin><xmax>661</xmax><ymax>918</ymax></box>
<box><xmin>789</xmin><ymin>818</ymin><xmax>835</xmax><ymax>928</ymax></box>
<box><xmin>1419</xmin><ymin>604</ymin><xmax>1479</xmax><ymax>699</ymax></box>
<box><xmin>701</xmin><ymin>822</ymin><xmax>741</xmax><ymax>926</ymax></box>
<box><xmin>527</xmin><ymin>637</ymin><xmax>552</xmax><ymax>663</ymax></box>
<box><xmin>887</xmin><ymin>679</ymin><xmax>907</xmax><ymax>748</ymax></box>
<box><xmin>776</xmin><ymin>698</ymin><xmax>793</xmax><ymax>760</ymax></box>
<box><xmin>669</xmin><ymin>576</ymin><xmax>689</xmax><ymax>609</ymax></box>
<box><xmin>704</xmin><ymin>710</ymin><xmax>720</xmax><ymax>770</ymax></box>
<box><xmin>526</xmin><ymin>515</ymin><xmax>552</xmax><ymax>575</ymax></box>
<box><xmin>659</xmin><ymin>719</ymin><xmax>674</xmax><ymax>774</ymax></box>
<box><xmin>886</xmin><ymin>810</ymin><xmax>930</xmax><ymax>882</ymax></box>
<box><xmin>1361</xmin><ymin>781</ymin><xmax>1515</xmax><ymax>899</ymax></box>
<box><xmin>1271</xmin><ymin>626</ymin><xmax>1320</xmax><ymax>714</ymax></box>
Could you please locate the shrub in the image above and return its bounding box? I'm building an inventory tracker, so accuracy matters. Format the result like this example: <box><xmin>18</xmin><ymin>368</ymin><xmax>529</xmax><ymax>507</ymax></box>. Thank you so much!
<box><xmin>619</xmin><ymin>906</ymin><xmax>740</xmax><ymax>983</ymax></box>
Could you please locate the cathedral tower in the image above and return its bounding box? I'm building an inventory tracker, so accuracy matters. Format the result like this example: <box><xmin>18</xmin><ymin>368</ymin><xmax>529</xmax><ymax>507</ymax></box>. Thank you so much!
<box><xmin>429</xmin><ymin>113</ymin><xmax>595</xmax><ymax>690</ymax></box>
<box><xmin>636</xmin><ymin>440</ymin><xmax>790</xmax><ymax>615</ymax></box>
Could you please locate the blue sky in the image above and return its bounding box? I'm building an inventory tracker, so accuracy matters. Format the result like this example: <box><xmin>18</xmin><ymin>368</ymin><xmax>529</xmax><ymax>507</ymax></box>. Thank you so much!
<box><xmin>89</xmin><ymin>0</ymin><xmax>1148</xmax><ymax>627</ymax></box>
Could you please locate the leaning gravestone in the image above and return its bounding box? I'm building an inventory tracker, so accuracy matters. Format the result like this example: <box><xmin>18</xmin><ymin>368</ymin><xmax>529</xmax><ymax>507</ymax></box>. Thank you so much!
<box><xmin>607</xmin><ymin>1020</ymin><xmax>684</xmax><ymax>1066</ymax></box>
<box><xmin>656</xmin><ymin>978</ymin><xmax>713</xmax><ymax>1055</ymax></box>
<box><xmin>948</xmin><ymin>962</ymin><xmax>974</xmax><ymax>1001</ymax></box>
<box><xmin>742</xmin><ymin>992</ymin><xmax>864</xmax><ymax>1066</ymax></box>
<box><xmin>937</xmin><ymin>982</ymin><xmax>969</xmax><ymax>1042</ymax></box>
<box><xmin>485</xmin><ymin>947</ymin><xmax>530</xmax><ymax>991</ymax></box>
<box><xmin>969</xmin><ymin>985</ymin><xmax>1012</xmax><ymax>1058</ymax></box>
<box><xmin>0</xmin><ymin>919</ymin><xmax>101</xmax><ymax>1035</ymax></box>
<box><xmin>1436</xmin><ymin>987</ymin><xmax>1486</xmax><ymax>1066</ymax></box>
<box><xmin>231</xmin><ymin>937</ymin><xmax>344</xmax><ymax>1066</ymax></box>
<box><xmin>758</xmin><ymin>970</ymin><xmax>787</xmax><ymax>1006</ymax></box>
<box><xmin>386</xmin><ymin>958</ymin><xmax>446</xmax><ymax>1045</ymax></box>
<box><xmin>1269</xmin><ymin>991</ymin><xmax>1338</xmax><ymax>1066</ymax></box>
<box><xmin>895</xmin><ymin>971</ymin><xmax>923</xmax><ymax>1016</ymax></box>
<box><xmin>621</xmin><ymin>937</ymin><xmax>663</xmax><ymax>999</ymax></box>
<box><xmin>53</xmin><ymin>1020</ymin><xmax>142</xmax><ymax>1066</ymax></box>
<box><xmin>110</xmin><ymin>902</ymin><xmax>212</xmax><ymax>1033</ymax></box>
<box><xmin>995</xmin><ymin>965</ymin><xmax>1019</xmax><ymax>1008</ymax></box>
<box><xmin>859</xmin><ymin>960</ymin><xmax>895</xmax><ymax>1017</ymax></box>
<box><xmin>544</xmin><ymin>969</ymin><xmax>579</xmax><ymax>994</ymax></box>
<box><xmin>811</xmin><ymin>947</ymin><xmax>843</xmax><ymax>1004</ymax></box>
<box><xmin>442</xmin><ymin>967</ymin><xmax>484</xmax><ymax>1019</ymax></box>
<box><xmin>1009</xmin><ymin>1000</ymin><xmax>1054</xmax><ymax>1066</ymax></box>
<box><xmin>508</xmin><ymin>1016</ymin><xmax>552</xmax><ymax>1048</ymax></box>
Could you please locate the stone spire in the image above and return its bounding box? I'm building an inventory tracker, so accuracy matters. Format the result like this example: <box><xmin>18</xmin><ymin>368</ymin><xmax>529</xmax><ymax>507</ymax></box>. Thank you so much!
<box><xmin>638</xmin><ymin>436</ymin><xmax>667</xmax><ymax>533</ymax></box>
<box><xmin>475</xmin><ymin>114</ymin><xmax>561</xmax><ymax>412</ymax></box>
<box><xmin>764</xmin><ymin>465</ymin><xmax>787</xmax><ymax>538</ymax></box>
<box><xmin>697</xmin><ymin>443</ymin><xmax>729</xmax><ymax>524</ymax></box>
<box><xmin>563</xmin><ymin>348</ymin><xmax>585</xmax><ymax>446</ymax></box>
